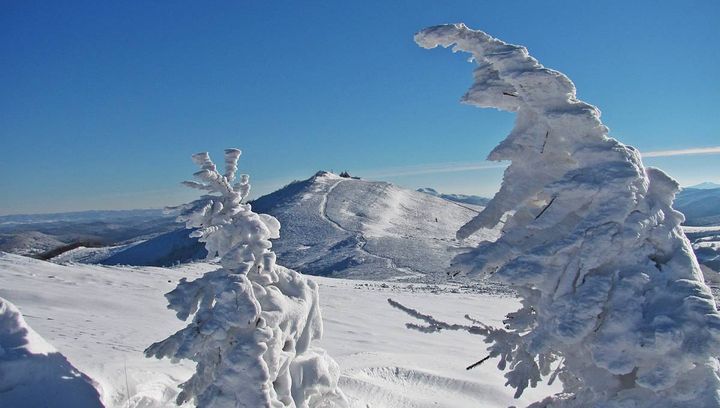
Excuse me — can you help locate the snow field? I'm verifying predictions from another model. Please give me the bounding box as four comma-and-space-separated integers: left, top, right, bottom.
0, 253, 558, 407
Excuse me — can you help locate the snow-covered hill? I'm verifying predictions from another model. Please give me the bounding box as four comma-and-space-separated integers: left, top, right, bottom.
99, 229, 207, 267
0, 231, 66, 257
0, 253, 557, 407
99, 172, 498, 281
251, 172, 497, 280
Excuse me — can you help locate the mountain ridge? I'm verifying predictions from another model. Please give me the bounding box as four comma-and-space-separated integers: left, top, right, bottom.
93, 172, 497, 280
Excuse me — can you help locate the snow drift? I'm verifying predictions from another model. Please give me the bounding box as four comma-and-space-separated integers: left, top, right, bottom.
0, 296, 103, 407
416, 24, 720, 407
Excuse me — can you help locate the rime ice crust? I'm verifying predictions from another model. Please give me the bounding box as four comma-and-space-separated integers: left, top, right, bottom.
417, 24, 720, 407
145, 150, 347, 408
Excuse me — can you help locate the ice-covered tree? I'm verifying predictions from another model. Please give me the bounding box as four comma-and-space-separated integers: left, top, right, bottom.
146, 149, 347, 408
394, 24, 720, 407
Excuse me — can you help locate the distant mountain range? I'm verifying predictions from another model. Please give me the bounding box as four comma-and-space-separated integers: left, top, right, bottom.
686, 182, 720, 190
0, 209, 178, 258
675, 186, 720, 226
0, 208, 169, 225
416, 188, 490, 206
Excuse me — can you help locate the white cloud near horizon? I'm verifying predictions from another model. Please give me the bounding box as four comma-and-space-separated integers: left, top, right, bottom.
358, 146, 720, 179
360, 162, 509, 178
642, 146, 720, 158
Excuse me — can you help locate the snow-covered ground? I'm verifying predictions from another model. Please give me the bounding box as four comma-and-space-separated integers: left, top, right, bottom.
0, 253, 557, 407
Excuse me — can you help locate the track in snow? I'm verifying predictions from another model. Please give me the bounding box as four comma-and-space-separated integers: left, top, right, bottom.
318, 178, 424, 280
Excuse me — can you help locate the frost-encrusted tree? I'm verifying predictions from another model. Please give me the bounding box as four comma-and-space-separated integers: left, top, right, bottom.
145, 149, 347, 408
398, 24, 720, 407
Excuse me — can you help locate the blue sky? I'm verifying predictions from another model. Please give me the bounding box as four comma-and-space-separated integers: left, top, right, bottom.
1, 1, 718, 215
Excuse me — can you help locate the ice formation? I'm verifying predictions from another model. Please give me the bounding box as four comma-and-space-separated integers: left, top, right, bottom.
416, 24, 720, 407
145, 149, 347, 407
0, 296, 103, 407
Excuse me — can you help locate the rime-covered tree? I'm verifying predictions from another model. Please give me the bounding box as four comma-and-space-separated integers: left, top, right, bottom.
396, 24, 720, 407
146, 149, 347, 408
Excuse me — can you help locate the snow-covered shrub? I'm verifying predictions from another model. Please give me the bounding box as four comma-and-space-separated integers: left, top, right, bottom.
146, 149, 346, 408
409, 24, 720, 407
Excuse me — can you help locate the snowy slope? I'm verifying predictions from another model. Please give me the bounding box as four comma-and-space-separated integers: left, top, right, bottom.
99, 229, 207, 267
0, 231, 66, 257
51, 243, 135, 264
0, 253, 558, 407
251, 172, 497, 280
99, 172, 498, 281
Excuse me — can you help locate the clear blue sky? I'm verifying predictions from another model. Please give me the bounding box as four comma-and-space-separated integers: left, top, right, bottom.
1, 1, 718, 215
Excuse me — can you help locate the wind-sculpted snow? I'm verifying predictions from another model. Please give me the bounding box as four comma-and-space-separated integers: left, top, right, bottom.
417, 24, 720, 407
145, 150, 346, 407
0, 296, 103, 407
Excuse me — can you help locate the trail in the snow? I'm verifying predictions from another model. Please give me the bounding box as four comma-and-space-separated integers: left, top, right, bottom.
319, 178, 424, 280
318, 178, 349, 233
